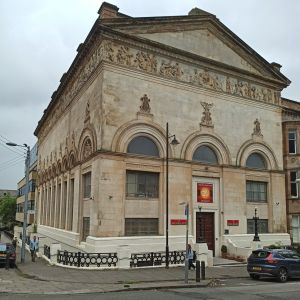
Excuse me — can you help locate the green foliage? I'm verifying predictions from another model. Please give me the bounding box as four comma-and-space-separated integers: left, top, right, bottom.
0, 194, 17, 229
221, 245, 227, 253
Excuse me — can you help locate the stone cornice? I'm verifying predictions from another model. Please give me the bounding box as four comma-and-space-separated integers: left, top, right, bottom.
35, 24, 287, 141
101, 15, 290, 85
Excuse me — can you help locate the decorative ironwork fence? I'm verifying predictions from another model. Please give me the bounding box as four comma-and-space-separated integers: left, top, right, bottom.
130, 250, 186, 267
44, 244, 50, 259
57, 250, 118, 268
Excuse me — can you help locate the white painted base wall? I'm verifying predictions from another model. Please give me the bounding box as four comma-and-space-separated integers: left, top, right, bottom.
223, 233, 291, 260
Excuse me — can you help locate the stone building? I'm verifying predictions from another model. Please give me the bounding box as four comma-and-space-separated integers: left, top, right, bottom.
282, 98, 300, 244
35, 3, 291, 259
15, 143, 38, 238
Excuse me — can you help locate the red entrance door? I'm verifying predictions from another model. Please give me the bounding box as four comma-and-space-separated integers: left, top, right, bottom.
196, 212, 215, 255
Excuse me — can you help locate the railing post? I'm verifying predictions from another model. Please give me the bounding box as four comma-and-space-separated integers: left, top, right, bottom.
77, 251, 81, 268
151, 252, 154, 266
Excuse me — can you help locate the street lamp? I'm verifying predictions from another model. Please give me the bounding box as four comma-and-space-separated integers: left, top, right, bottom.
6, 142, 30, 263
253, 206, 260, 242
165, 122, 179, 268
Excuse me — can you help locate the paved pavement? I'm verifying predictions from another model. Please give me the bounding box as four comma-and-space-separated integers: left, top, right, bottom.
0, 233, 248, 295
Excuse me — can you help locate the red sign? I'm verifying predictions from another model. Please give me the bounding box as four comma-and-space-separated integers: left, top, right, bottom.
197, 183, 213, 203
227, 220, 239, 226
171, 219, 187, 225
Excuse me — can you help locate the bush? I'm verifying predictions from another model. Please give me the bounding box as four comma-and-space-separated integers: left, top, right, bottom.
221, 245, 227, 253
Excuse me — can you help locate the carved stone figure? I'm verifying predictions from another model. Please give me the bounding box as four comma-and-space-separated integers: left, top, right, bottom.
103, 42, 114, 62
134, 51, 157, 73
200, 70, 222, 91
200, 102, 214, 127
190, 69, 202, 86
274, 91, 281, 105
159, 61, 183, 79
116, 46, 133, 66
253, 119, 262, 136
83, 138, 92, 160
139, 94, 151, 113
226, 77, 234, 94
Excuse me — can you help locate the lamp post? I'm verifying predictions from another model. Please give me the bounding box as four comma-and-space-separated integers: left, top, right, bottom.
253, 206, 260, 242
165, 122, 179, 268
6, 142, 30, 263
180, 202, 189, 283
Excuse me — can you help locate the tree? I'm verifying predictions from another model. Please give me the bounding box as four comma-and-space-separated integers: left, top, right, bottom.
0, 194, 17, 230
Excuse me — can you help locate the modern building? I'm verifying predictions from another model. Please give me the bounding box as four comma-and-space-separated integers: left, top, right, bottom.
35, 3, 291, 259
15, 143, 38, 236
282, 98, 300, 244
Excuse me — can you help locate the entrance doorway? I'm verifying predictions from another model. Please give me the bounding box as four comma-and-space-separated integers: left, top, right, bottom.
196, 212, 215, 255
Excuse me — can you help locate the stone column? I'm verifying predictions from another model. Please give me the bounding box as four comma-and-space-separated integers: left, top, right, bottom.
72, 169, 80, 234
60, 176, 67, 229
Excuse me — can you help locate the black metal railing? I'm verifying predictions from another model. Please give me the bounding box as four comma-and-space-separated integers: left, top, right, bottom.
130, 250, 185, 268
44, 245, 50, 259
57, 250, 118, 268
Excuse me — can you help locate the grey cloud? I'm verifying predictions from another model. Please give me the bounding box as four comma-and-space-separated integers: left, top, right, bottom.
0, 0, 299, 188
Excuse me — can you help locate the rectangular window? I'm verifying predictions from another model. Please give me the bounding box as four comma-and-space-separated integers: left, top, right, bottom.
247, 219, 268, 234
289, 130, 297, 154
125, 218, 159, 236
292, 216, 300, 243
83, 172, 91, 198
246, 181, 267, 203
290, 171, 299, 198
126, 171, 159, 198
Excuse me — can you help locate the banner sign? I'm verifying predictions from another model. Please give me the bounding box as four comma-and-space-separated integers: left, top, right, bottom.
227, 220, 239, 226
171, 219, 187, 225
197, 183, 213, 203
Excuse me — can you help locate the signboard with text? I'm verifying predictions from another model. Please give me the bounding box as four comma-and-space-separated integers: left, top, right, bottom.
227, 220, 239, 226
171, 219, 187, 225
197, 183, 213, 203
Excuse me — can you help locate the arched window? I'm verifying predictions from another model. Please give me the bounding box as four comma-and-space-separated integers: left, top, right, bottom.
127, 136, 159, 157
246, 153, 266, 169
192, 145, 218, 164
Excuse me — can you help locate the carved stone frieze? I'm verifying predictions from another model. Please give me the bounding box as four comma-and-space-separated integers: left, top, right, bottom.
159, 61, 183, 79
38, 38, 282, 142
134, 51, 157, 73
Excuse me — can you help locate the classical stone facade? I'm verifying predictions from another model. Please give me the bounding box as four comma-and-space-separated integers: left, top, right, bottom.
282, 98, 300, 244
35, 3, 291, 259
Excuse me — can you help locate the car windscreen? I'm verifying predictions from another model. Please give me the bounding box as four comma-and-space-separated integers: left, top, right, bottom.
251, 251, 270, 258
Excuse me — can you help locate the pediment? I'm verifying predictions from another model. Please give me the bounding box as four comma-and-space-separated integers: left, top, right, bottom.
138, 29, 263, 76
106, 15, 289, 86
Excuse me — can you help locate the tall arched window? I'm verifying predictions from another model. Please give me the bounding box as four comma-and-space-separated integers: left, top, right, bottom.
127, 136, 159, 157
192, 145, 218, 164
246, 153, 266, 169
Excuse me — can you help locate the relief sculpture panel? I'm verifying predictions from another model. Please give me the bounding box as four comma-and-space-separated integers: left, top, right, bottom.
38, 38, 281, 141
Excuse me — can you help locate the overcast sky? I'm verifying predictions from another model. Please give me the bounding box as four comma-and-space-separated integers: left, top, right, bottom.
0, 0, 299, 189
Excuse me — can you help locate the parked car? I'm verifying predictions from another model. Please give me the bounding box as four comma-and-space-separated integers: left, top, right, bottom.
247, 249, 300, 282
0, 243, 16, 268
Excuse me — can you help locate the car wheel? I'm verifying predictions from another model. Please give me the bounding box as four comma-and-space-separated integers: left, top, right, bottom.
250, 274, 260, 280
278, 268, 288, 283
